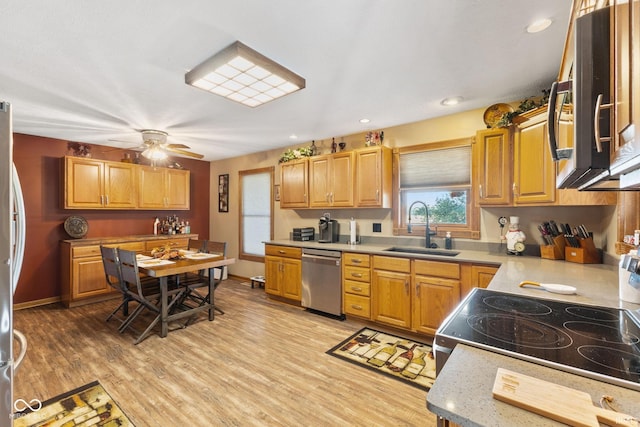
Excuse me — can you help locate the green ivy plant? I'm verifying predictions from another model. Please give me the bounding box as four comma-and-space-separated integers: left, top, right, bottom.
497, 89, 551, 128
278, 146, 314, 163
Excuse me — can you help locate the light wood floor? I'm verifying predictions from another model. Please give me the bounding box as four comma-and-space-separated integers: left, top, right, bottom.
13, 280, 437, 426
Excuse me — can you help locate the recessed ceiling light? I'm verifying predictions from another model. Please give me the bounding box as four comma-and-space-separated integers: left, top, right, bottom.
359, 118, 370, 124
526, 18, 552, 33
289, 134, 298, 139
441, 96, 463, 106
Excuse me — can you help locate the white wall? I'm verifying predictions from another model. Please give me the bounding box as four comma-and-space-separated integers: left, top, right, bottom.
210, 107, 619, 279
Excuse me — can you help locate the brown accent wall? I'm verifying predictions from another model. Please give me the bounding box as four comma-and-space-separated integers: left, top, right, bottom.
13, 133, 210, 305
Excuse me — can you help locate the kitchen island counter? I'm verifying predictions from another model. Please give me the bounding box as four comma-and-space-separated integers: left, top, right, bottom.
427, 344, 639, 427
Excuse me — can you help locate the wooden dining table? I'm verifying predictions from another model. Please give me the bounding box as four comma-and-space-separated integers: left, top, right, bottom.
137, 253, 236, 338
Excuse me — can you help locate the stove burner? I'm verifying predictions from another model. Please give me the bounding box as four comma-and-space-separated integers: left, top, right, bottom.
578, 345, 640, 376
482, 295, 552, 316
564, 321, 640, 345
565, 306, 619, 322
467, 313, 572, 349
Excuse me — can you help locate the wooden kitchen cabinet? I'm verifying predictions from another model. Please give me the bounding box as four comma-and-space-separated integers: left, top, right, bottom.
64, 156, 137, 209
461, 263, 499, 299
279, 158, 308, 208
264, 244, 302, 301
138, 166, 190, 210
355, 146, 392, 208
372, 256, 412, 329
60, 234, 197, 307
342, 252, 371, 319
476, 128, 512, 206
412, 259, 460, 335
308, 151, 354, 207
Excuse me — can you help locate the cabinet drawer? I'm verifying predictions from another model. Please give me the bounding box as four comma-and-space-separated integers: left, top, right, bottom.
265, 245, 302, 259
72, 245, 101, 258
146, 238, 189, 251
344, 293, 371, 318
344, 265, 370, 283
344, 280, 370, 296
372, 255, 411, 273
414, 259, 460, 279
343, 252, 370, 267
112, 242, 145, 252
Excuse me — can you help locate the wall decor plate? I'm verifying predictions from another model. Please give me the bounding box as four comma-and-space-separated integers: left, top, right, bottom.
64, 215, 88, 238
483, 103, 514, 128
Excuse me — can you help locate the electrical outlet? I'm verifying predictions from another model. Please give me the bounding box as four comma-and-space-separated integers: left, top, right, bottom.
373, 223, 382, 232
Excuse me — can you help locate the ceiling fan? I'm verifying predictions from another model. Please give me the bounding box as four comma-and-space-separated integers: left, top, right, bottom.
136, 129, 204, 160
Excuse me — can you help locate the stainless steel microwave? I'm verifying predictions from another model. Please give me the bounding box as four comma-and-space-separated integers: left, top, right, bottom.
547, 6, 617, 190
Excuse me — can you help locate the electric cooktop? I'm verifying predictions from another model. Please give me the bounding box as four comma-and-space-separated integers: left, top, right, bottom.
434, 288, 640, 391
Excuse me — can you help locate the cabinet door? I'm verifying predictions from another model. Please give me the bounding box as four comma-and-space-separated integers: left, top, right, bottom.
281, 258, 302, 301
330, 152, 355, 206
72, 256, 111, 299
165, 169, 190, 210
65, 157, 104, 208
104, 162, 137, 208
138, 166, 166, 208
280, 159, 308, 208
463, 265, 499, 299
308, 156, 331, 207
356, 147, 390, 207
413, 276, 460, 335
264, 256, 282, 296
514, 119, 556, 204
476, 128, 511, 205
372, 269, 411, 329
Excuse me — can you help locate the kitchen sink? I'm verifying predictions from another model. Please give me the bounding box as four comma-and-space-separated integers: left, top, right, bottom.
383, 247, 460, 257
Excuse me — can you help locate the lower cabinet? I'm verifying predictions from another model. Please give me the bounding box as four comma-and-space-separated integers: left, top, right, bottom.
264, 245, 302, 301
371, 256, 412, 329
342, 252, 372, 319
61, 234, 197, 307
413, 259, 461, 335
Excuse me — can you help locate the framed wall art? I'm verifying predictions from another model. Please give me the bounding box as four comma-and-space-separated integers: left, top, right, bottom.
218, 174, 229, 212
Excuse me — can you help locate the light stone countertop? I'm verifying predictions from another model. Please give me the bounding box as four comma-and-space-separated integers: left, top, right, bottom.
426, 345, 639, 427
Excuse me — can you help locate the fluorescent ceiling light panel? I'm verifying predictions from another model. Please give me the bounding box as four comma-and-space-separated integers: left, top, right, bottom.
185, 41, 306, 107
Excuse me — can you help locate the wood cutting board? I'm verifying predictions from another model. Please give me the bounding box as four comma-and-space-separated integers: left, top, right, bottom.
492, 368, 637, 427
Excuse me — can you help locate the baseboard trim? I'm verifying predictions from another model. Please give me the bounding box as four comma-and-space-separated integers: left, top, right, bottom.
14, 296, 62, 311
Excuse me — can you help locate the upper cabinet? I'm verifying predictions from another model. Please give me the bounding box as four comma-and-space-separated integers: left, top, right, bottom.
475, 108, 617, 207
476, 128, 512, 206
356, 146, 392, 208
280, 158, 309, 208
63, 156, 190, 210
138, 166, 190, 210
279, 146, 392, 209
308, 151, 354, 207
64, 157, 137, 209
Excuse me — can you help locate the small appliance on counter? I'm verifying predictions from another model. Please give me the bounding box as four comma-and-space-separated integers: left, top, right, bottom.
292, 227, 315, 241
318, 213, 338, 243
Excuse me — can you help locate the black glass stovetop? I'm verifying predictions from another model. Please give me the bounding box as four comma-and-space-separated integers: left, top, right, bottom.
435, 288, 640, 391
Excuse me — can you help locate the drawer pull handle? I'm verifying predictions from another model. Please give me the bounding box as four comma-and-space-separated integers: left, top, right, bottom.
278, 250, 286, 254
352, 259, 362, 264
351, 272, 363, 278
351, 304, 362, 310
350, 286, 363, 292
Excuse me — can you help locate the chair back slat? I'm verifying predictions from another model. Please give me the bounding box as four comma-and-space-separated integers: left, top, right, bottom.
188, 238, 206, 252
100, 246, 122, 291
118, 249, 145, 298
205, 241, 227, 256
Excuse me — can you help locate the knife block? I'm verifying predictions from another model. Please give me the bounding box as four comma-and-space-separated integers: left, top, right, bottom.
565, 237, 601, 264
540, 235, 565, 260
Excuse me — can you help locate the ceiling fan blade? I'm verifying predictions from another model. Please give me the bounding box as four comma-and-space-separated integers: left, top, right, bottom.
165, 147, 204, 159
166, 143, 191, 150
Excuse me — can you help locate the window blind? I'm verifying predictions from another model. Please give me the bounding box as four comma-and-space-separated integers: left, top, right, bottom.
399, 145, 471, 189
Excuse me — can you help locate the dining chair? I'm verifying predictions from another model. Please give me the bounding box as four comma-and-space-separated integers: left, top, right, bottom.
100, 245, 130, 326
180, 240, 227, 324
117, 248, 185, 344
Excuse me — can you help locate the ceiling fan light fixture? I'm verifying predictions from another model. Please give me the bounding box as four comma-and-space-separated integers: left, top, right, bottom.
142, 145, 168, 160
185, 41, 306, 108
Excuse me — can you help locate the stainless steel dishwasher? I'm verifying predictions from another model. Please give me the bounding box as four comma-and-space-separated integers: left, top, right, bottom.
301, 248, 343, 318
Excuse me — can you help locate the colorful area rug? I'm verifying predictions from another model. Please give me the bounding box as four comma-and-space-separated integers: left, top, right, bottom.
14, 381, 134, 426
327, 327, 436, 391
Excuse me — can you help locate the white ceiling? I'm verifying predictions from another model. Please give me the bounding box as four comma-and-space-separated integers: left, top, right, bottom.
2, 0, 571, 161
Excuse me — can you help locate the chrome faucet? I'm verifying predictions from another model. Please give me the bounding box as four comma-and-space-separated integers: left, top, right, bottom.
407, 200, 434, 248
